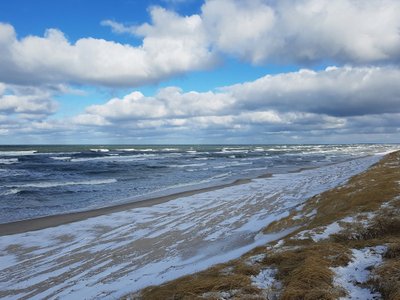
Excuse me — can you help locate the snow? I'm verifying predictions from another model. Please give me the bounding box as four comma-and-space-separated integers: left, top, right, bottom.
292, 208, 317, 220
251, 268, 282, 299
273, 239, 285, 249
246, 253, 266, 265
294, 212, 376, 242
0, 155, 381, 299
251, 268, 281, 290
312, 222, 343, 241
295, 222, 343, 241
331, 246, 386, 300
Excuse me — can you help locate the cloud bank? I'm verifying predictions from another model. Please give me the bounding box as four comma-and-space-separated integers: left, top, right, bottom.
0, 0, 399, 143
68, 66, 400, 142
2, 65, 399, 143
1, 0, 400, 88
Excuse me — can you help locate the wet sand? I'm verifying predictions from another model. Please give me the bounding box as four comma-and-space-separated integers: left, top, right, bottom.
0, 178, 251, 236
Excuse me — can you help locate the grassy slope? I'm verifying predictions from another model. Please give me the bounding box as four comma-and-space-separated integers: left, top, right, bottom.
124, 151, 400, 300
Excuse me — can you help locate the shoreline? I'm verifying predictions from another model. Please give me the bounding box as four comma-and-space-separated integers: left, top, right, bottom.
0, 154, 384, 236
0, 178, 252, 236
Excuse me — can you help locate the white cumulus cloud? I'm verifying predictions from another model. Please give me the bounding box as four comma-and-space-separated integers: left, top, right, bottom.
0, 7, 216, 87
85, 86, 235, 120
201, 0, 400, 64
68, 65, 400, 143
0, 84, 58, 116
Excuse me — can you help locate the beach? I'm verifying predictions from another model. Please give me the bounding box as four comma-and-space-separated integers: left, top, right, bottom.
0, 152, 386, 299
0, 179, 251, 236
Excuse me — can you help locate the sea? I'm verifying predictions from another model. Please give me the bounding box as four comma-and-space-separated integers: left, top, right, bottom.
0, 144, 398, 224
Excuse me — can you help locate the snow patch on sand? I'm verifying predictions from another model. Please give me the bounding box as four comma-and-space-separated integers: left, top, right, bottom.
332, 246, 386, 300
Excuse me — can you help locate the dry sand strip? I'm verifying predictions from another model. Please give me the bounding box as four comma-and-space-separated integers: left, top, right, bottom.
132, 150, 400, 300
0, 154, 385, 299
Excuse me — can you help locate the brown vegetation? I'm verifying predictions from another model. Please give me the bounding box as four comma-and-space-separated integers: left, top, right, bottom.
372, 260, 400, 300
129, 262, 260, 300
263, 242, 350, 300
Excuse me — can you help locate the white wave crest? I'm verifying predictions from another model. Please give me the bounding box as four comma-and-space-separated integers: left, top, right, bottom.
90, 149, 109, 153
0, 150, 37, 156
11, 179, 117, 189
0, 158, 18, 164
71, 154, 154, 162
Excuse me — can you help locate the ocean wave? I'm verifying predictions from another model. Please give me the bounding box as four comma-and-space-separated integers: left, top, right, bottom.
115, 148, 137, 152
71, 154, 155, 162
210, 172, 232, 179
213, 162, 252, 169
161, 148, 180, 151
0, 150, 37, 156
9, 178, 117, 189
220, 148, 249, 154
168, 163, 207, 168
90, 149, 109, 153
117, 148, 155, 152
226, 150, 249, 154
0, 158, 18, 164
50, 156, 72, 161
0, 188, 20, 195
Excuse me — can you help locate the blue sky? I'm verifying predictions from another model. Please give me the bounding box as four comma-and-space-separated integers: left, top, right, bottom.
0, 0, 399, 144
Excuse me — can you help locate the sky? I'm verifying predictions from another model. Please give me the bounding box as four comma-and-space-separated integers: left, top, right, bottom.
0, 0, 399, 144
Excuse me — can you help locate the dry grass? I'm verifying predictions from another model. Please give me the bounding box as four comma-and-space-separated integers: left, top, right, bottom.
371, 259, 400, 300
265, 151, 400, 237
384, 241, 400, 259
263, 242, 350, 299
330, 215, 400, 244
280, 257, 336, 300
310, 152, 400, 226
133, 262, 261, 300
122, 151, 400, 300
361, 239, 400, 300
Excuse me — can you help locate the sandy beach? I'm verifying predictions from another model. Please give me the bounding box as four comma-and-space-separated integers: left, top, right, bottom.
0, 179, 251, 236
0, 155, 382, 299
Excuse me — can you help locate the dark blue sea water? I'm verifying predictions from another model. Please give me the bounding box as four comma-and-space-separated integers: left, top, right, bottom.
0, 144, 397, 223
